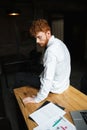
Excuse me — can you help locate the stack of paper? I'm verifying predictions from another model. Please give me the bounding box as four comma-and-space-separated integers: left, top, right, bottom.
29, 102, 76, 130
33, 116, 76, 130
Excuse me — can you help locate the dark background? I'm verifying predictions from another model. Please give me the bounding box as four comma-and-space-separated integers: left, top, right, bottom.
0, 0, 87, 61
0, 1, 87, 130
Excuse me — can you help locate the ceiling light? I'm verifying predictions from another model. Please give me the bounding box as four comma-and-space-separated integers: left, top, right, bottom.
7, 8, 20, 16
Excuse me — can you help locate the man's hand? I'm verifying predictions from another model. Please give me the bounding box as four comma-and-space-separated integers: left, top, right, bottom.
23, 96, 36, 104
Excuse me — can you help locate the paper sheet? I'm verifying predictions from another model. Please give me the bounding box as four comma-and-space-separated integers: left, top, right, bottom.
33, 116, 76, 130
29, 102, 66, 125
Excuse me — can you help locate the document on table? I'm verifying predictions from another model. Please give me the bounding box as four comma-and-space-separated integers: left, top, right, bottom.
29, 102, 66, 125
33, 116, 76, 130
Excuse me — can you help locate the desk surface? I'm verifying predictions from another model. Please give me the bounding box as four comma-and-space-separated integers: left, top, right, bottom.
14, 86, 87, 130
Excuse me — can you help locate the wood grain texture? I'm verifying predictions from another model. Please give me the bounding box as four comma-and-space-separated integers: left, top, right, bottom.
14, 86, 87, 130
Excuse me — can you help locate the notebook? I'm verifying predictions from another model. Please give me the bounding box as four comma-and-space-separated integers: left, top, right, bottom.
33, 116, 76, 130
29, 102, 66, 125
70, 110, 87, 130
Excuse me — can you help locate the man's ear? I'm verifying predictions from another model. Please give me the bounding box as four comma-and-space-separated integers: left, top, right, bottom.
46, 30, 51, 37
46, 30, 51, 39
47, 30, 50, 35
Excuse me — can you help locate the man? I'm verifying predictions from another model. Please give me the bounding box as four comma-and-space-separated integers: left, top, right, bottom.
16, 19, 71, 103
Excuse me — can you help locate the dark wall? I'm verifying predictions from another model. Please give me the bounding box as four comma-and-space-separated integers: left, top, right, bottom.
64, 12, 87, 61
0, 1, 87, 62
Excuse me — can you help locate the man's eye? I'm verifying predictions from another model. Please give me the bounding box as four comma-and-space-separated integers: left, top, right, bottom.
38, 36, 42, 39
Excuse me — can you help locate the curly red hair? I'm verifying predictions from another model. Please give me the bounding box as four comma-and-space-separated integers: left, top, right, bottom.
29, 19, 51, 37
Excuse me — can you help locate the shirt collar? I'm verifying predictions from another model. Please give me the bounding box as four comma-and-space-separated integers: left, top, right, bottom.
47, 35, 55, 48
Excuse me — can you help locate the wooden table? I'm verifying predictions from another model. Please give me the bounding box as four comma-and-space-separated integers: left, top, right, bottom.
14, 85, 87, 130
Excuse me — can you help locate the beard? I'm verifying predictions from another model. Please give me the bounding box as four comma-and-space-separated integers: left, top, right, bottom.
41, 38, 48, 47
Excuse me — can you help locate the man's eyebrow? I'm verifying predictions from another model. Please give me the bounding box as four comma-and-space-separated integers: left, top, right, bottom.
36, 36, 42, 38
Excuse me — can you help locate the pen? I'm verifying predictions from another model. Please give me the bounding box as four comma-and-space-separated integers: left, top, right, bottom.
52, 117, 63, 127
19, 96, 25, 107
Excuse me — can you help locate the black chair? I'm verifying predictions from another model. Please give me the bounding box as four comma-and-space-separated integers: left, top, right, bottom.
0, 117, 12, 130
0, 64, 12, 130
80, 73, 87, 95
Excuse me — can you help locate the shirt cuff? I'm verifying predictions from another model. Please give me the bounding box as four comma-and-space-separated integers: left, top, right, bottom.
34, 97, 42, 103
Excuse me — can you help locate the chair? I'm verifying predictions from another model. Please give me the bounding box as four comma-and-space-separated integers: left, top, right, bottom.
0, 66, 12, 130
0, 117, 12, 130
80, 73, 87, 95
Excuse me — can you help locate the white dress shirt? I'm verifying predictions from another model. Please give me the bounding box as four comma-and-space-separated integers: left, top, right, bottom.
34, 35, 71, 103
